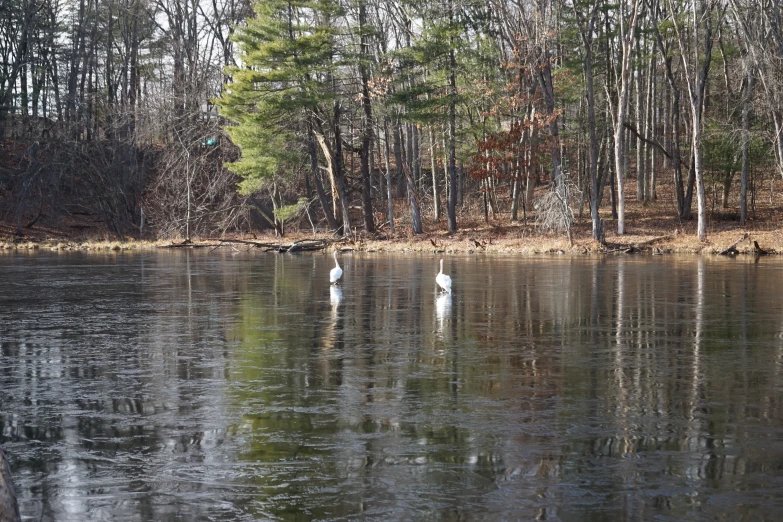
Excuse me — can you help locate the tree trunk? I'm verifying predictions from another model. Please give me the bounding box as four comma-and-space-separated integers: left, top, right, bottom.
413, 123, 421, 189
536, 44, 562, 188
313, 128, 340, 222
574, 4, 602, 240
429, 126, 441, 221
740, 66, 753, 225
358, 2, 375, 233
382, 118, 395, 234
394, 120, 405, 198
401, 127, 423, 234
511, 175, 521, 222
645, 54, 656, 201
334, 100, 351, 235
635, 41, 645, 202
447, 0, 458, 233
772, 111, 783, 181
308, 123, 339, 233
673, 0, 716, 240
613, 0, 641, 235
652, 10, 687, 218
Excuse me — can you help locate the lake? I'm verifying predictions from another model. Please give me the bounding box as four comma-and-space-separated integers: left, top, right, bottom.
1, 250, 782, 521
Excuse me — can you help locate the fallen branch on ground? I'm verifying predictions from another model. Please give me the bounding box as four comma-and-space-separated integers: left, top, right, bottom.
753, 240, 768, 255
216, 237, 346, 253
164, 239, 220, 248
634, 235, 673, 249
719, 233, 750, 255
603, 235, 673, 254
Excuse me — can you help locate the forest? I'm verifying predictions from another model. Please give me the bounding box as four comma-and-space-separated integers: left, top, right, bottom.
1, 0, 781, 245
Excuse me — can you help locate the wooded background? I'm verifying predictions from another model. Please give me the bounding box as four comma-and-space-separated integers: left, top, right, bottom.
1, 0, 781, 242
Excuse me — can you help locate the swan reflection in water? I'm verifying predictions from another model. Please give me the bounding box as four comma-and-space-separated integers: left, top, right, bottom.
330, 285, 343, 308
435, 292, 452, 333
321, 285, 344, 351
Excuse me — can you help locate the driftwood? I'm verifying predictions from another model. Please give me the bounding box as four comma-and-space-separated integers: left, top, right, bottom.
286, 239, 337, 252
0, 446, 21, 522
218, 238, 281, 250
634, 234, 672, 249
217, 237, 344, 253
719, 233, 750, 255
753, 240, 768, 255
603, 234, 672, 254
164, 239, 220, 248
604, 246, 637, 254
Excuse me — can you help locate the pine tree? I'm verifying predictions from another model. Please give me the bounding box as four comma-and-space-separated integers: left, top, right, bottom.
216, 0, 343, 232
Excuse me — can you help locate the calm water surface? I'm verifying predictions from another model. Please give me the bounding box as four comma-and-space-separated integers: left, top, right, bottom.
1, 251, 783, 521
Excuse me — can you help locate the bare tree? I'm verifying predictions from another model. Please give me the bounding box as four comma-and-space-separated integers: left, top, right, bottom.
572, 1, 604, 241
613, 0, 642, 235
535, 174, 581, 247
669, 0, 722, 241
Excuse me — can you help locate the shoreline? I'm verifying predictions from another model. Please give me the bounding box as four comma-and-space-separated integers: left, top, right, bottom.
1, 226, 780, 256
3, 177, 781, 257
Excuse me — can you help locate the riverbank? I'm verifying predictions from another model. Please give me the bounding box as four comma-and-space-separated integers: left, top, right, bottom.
2, 218, 780, 255
2, 179, 782, 255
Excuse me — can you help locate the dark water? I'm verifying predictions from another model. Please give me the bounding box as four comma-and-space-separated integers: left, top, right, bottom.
1, 251, 783, 521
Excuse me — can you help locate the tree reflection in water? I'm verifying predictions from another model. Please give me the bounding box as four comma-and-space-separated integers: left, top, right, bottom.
1, 252, 782, 520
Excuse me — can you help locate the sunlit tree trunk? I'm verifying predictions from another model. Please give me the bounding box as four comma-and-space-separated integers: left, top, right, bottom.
308, 122, 339, 233
429, 126, 441, 221
670, 0, 717, 241
645, 54, 656, 202
382, 118, 395, 234
613, 0, 642, 235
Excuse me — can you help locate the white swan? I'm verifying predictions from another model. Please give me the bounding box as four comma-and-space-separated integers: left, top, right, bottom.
330, 250, 343, 284
436, 258, 452, 293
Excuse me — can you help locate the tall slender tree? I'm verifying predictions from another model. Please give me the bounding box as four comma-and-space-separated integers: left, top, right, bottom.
669, 0, 720, 241
613, 0, 642, 235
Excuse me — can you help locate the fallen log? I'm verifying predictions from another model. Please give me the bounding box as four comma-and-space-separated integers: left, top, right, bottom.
719, 233, 750, 255
285, 239, 334, 252
162, 236, 352, 253
215, 237, 345, 253
753, 240, 768, 255
634, 234, 672, 249
164, 239, 220, 248
606, 246, 637, 254
603, 234, 672, 255
218, 238, 280, 249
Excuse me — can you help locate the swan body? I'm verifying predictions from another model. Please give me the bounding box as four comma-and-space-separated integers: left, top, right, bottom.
436, 258, 452, 293
330, 250, 343, 284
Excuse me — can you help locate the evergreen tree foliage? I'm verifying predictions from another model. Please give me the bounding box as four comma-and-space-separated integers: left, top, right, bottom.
216, 0, 340, 195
